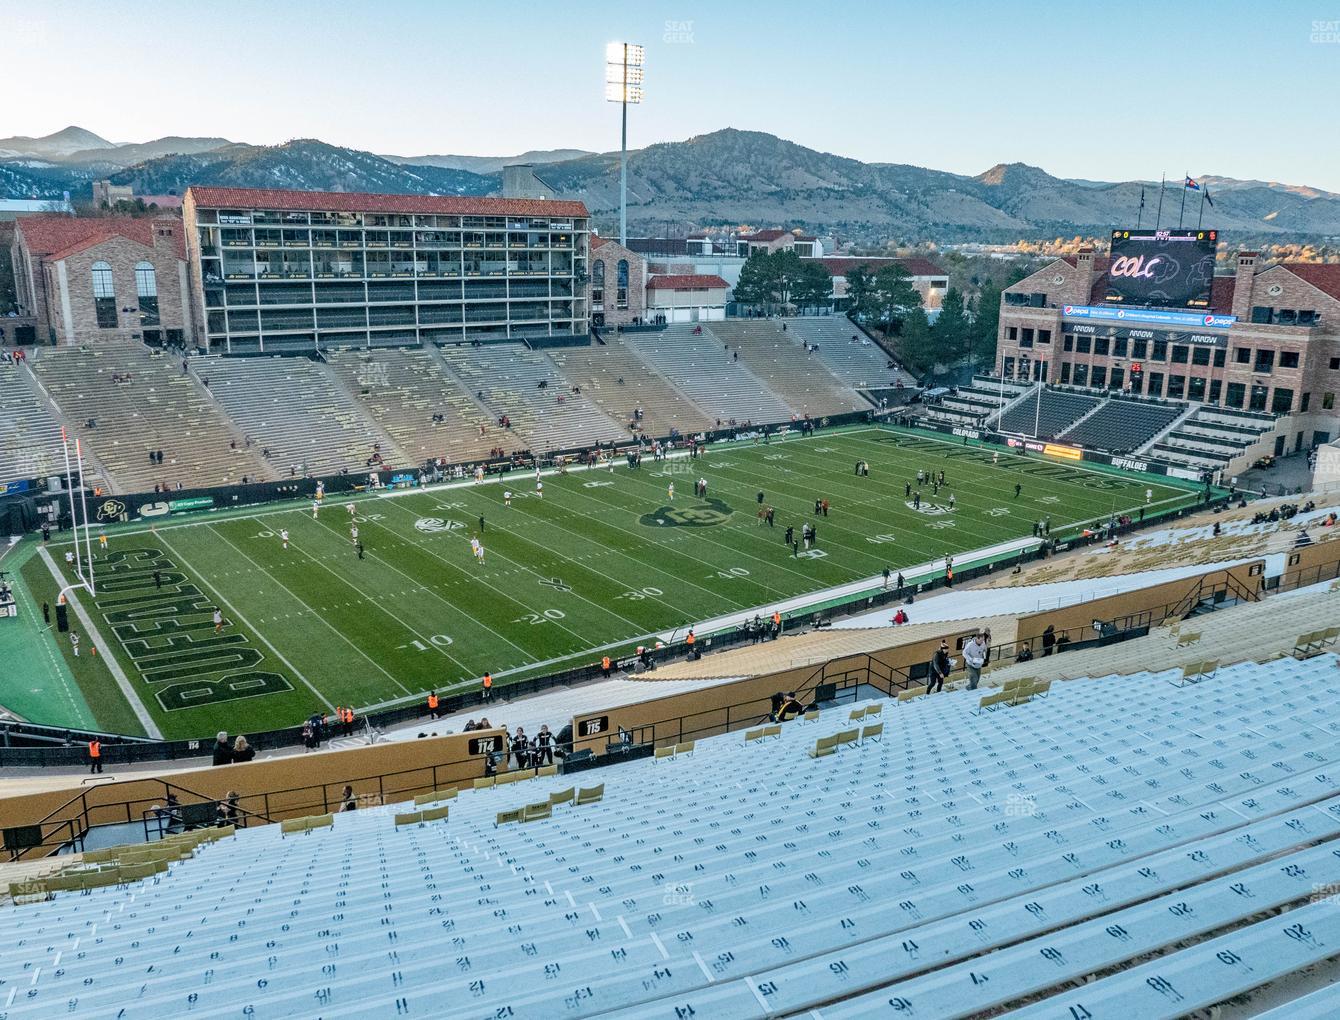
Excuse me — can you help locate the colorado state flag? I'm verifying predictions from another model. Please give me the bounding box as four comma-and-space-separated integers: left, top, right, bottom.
1184, 175, 1201, 191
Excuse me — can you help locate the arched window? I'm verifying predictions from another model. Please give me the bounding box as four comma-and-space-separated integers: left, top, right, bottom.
616, 259, 629, 309
591, 259, 605, 304
91, 261, 117, 328
135, 261, 160, 326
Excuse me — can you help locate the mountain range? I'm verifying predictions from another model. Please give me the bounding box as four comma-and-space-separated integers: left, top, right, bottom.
3, 126, 1339, 244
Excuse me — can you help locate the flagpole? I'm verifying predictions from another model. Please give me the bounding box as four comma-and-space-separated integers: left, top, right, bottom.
1197, 187, 1207, 230
1137, 185, 1145, 229
1154, 172, 1166, 229
1178, 175, 1188, 229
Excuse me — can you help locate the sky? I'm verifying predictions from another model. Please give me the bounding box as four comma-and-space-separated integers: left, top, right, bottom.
4, 0, 1339, 189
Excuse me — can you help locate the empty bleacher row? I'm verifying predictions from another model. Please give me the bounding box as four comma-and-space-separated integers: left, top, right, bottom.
997, 386, 1103, 436
0, 362, 68, 486
196, 355, 405, 477
710, 320, 871, 416
623, 324, 796, 424
31, 342, 270, 491
3, 650, 1340, 1017
784, 316, 900, 390
548, 340, 715, 437
1152, 404, 1278, 473
1058, 395, 1186, 452
324, 347, 501, 464
438, 343, 630, 452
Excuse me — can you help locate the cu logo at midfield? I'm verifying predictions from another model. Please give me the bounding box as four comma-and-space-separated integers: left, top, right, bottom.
415, 517, 462, 533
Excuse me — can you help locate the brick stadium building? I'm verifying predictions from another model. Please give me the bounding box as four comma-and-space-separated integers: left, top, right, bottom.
9, 216, 193, 346
997, 249, 1340, 450
181, 187, 590, 353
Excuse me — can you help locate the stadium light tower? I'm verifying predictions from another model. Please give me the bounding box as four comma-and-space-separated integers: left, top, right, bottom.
605, 42, 644, 247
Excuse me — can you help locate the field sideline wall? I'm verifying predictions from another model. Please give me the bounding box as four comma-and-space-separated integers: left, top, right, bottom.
570, 561, 1265, 754
1011, 562, 1264, 648
0, 729, 502, 838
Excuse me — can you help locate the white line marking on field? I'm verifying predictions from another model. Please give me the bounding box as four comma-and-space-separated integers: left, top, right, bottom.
156, 529, 337, 712
36, 546, 162, 739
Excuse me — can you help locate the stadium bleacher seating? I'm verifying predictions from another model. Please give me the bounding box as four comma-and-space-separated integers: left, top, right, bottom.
4, 648, 1339, 1017
30, 342, 269, 492
0, 362, 69, 486
1152, 404, 1277, 474
1059, 395, 1185, 452
439, 343, 629, 451
198, 354, 403, 477
709, 320, 870, 416
325, 347, 501, 464
548, 341, 715, 436
783, 316, 899, 390
997, 386, 1103, 437
623, 324, 795, 424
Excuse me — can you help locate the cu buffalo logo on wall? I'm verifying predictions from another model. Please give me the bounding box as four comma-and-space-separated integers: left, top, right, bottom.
95, 499, 127, 522
640, 497, 733, 528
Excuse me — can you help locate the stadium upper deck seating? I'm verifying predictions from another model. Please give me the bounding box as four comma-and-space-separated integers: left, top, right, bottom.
783, 316, 899, 390
0, 362, 68, 486
548, 341, 715, 436
439, 343, 629, 451
997, 387, 1103, 436
624, 324, 795, 424
198, 355, 402, 477
709, 320, 869, 416
325, 347, 501, 463
1059, 396, 1185, 452
4, 650, 1339, 1017
31, 342, 268, 492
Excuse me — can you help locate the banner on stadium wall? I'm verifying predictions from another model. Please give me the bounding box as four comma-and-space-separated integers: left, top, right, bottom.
911, 420, 1176, 477
168, 496, 215, 514
1062, 304, 1236, 330
0, 480, 31, 497
1043, 443, 1083, 461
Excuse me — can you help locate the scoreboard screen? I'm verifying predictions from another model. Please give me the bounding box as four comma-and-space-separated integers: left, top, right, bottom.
1105, 229, 1217, 309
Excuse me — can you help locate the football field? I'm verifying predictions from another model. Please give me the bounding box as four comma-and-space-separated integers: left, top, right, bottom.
16, 426, 1203, 739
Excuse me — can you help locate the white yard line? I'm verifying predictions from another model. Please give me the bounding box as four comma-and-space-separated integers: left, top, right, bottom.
201, 525, 416, 698
156, 528, 338, 712
35, 546, 163, 739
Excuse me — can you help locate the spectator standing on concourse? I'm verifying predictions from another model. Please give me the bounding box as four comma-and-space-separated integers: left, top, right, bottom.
926, 640, 952, 695
212, 732, 232, 766
963, 632, 988, 690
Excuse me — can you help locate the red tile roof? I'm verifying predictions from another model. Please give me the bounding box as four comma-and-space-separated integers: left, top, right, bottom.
646, 274, 729, 291
16, 216, 186, 261
186, 186, 588, 218
1280, 263, 1340, 301
741, 229, 787, 242
813, 256, 947, 279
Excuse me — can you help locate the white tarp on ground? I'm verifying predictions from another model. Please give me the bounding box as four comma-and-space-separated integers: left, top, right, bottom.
831, 554, 1287, 630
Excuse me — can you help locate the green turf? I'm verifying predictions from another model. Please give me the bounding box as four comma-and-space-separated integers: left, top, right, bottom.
12, 426, 1203, 739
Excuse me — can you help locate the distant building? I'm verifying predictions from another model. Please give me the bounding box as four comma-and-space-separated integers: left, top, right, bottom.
92, 180, 134, 207
10, 215, 192, 346
501, 165, 557, 201
92, 180, 182, 210
182, 186, 590, 352
588, 235, 646, 328
646, 274, 729, 323
810, 256, 949, 313
0, 197, 74, 221
736, 229, 823, 259
996, 248, 1340, 448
